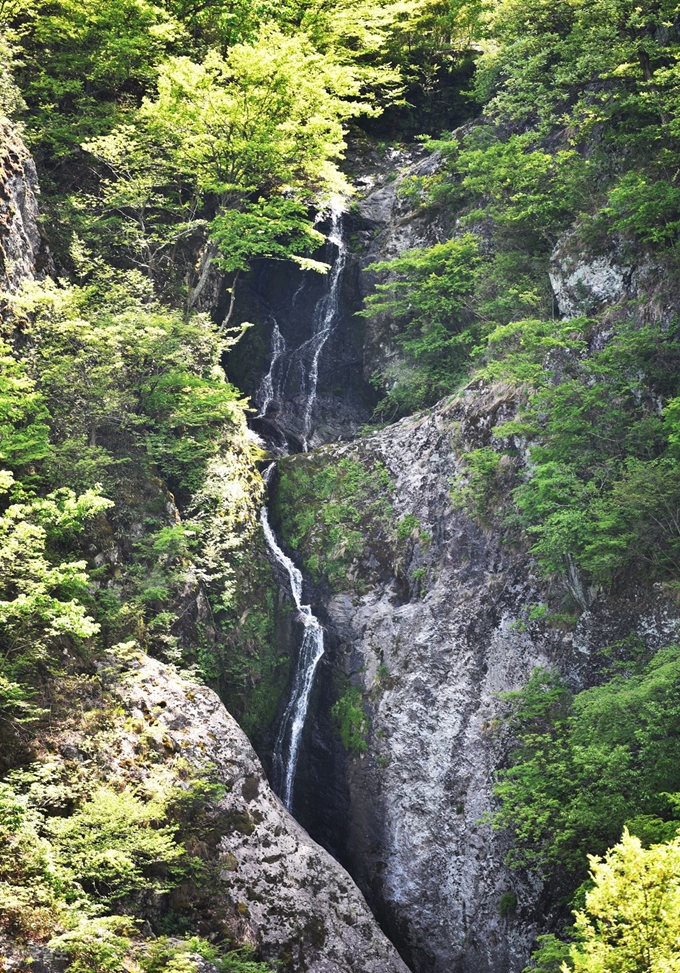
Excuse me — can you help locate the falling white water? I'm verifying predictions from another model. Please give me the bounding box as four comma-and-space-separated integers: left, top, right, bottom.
261, 465, 325, 810
300, 200, 348, 451
255, 319, 286, 419
255, 203, 347, 809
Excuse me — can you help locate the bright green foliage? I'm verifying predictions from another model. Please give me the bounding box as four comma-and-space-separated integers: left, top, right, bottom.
451, 446, 504, 523
0, 760, 263, 965
567, 829, 680, 973
7, 277, 246, 502
525, 934, 573, 973
0, 274, 263, 681
0, 778, 66, 936
0, 32, 24, 116
606, 172, 680, 247
210, 198, 326, 274
4, 0, 186, 154
487, 320, 680, 583
4, 0, 424, 156
3, 0, 435, 290
472, 0, 680, 247
331, 685, 369, 755
475, 0, 680, 136
139, 937, 275, 973
77, 25, 371, 289
140, 31, 364, 199
0, 472, 110, 723
364, 234, 481, 416
49, 785, 190, 904
494, 648, 680, 879
49, 917, 135, 973
273, 453, 396, 591
453, 134, 593, 246
0, 340, 50, 471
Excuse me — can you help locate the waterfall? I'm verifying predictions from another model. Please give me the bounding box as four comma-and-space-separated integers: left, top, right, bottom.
252, 199, 348, 450
256, 200, 347, 811
260, 465, 325, 810
255, 318, 286, 419
299, 201, 347, 451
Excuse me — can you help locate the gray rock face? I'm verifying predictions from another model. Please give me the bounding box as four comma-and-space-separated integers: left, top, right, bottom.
291, 393, 680, 973
1, 652, 409, 973
548, 230, 669, 320
0, 120, 53, 291
118, 655, 410, 973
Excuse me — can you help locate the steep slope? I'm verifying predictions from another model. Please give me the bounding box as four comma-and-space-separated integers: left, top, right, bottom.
271, 389, 680, 973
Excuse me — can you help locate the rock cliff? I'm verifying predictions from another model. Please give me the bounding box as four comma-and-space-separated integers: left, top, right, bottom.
0, 120, 52, 291
118, 655, 411, 973
273, 388, 680, 973
256, 144, 680, 972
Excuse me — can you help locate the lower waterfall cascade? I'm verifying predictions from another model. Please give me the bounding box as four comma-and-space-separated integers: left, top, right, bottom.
260, 465, 325, 810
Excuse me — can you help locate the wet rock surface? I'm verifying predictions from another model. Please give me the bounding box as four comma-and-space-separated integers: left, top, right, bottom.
228, 210, 372, 451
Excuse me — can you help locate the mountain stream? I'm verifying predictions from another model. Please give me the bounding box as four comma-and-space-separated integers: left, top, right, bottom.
258, 200, 347, 811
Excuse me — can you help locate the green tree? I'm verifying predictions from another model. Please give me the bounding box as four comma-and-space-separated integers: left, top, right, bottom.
363, 233, 482, 416
568, 830, 680, 973
494, 648, 680, 880
4, 0, 185, 155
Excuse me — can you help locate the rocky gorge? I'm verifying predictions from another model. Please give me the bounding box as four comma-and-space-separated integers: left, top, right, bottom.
227, 143, 680, 972
3, 4, 680, 970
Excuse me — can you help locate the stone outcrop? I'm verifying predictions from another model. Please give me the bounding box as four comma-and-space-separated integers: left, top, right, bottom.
1, 651, 410, 973
280, 389, 680, 973
0, 120, 52, 291
351, 144, 448, 390
118, 655, 410, 973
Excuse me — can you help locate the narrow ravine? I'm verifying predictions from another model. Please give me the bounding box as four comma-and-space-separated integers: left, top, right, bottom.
261, 464, 325, 810
256, 200, 348, 811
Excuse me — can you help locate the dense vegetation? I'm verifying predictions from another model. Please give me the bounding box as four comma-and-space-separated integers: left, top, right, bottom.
3, 0, 680, 968
0, 0, 490, 964
366, 0, 680, 592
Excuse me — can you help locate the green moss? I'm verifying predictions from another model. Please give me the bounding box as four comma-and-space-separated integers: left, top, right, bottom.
201, 534, 290, 747
272, 449, 422, 593
331, 686, 368, 755
499, 891, 517, 918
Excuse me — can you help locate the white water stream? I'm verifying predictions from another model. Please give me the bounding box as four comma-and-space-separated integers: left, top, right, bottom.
299, 202, 347, 451
261, 465, 325, 810
255, 319, 286, 419
258, 201, 347, 811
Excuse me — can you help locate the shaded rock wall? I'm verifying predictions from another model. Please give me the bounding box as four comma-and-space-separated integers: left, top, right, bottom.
227, 216, 372, 450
